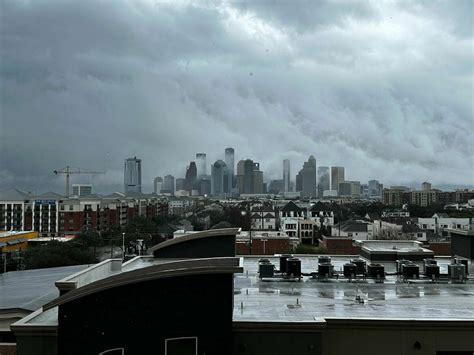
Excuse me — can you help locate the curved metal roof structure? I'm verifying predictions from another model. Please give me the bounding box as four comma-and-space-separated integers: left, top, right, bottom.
43, 257, 242, 311
148, 227, 241, 253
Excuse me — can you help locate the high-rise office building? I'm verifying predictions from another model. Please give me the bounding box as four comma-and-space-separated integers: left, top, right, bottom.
211, 160, 227, 196
331, 166, 345, 195
300, 155, 317, 198
153, 177, 163, 194
368, 179, 383, 197
253, 162, 263, 194
162, 175, 175, 194
200, 175, 211, 196
283, 159, 290, 193
236, 160, 245, 193
185, 162, 198, 193
124, 157, 142, 194
296, 171, 302, 192
176, 178, 185, 192
243, 159, 255, 194
339, 181, 361, 197
268, 180, 284, 194
317, 167, 330, 198
225, 148, 235, 192
72, 184, 93, 196
235, 159, 261, 194
195, 153, 207, 178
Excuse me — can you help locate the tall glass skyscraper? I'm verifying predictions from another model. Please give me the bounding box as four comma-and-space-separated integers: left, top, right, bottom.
331, 166, 345, 195
317, 167, 330, 197
283, 159, 290, 193
224, 148, 235, 193
301, 155, 317, 198
195, 153, 207, 178
124, 157, 142, 194
211, 160, 227, 196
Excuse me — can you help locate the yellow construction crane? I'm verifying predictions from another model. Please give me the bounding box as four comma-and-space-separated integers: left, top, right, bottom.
53, 166, 105, 196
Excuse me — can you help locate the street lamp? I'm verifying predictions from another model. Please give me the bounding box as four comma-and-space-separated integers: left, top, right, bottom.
241, 207, 252, 255
122, 232, 125, 260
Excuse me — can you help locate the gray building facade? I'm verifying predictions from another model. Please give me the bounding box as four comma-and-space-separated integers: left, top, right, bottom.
211, 160, 227, 196
124, 157, 142, 194
300, 155, 317, 198
331, 166, 345, 195
225, 148, 235, 193
283, 159, 291, 193
317, 166, 330, 198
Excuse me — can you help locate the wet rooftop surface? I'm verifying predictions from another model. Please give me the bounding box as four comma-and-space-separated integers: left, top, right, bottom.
233, 256, 474, 321
0, 264, 89, 311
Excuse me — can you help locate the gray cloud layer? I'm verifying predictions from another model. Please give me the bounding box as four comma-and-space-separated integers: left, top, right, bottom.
1, 0, 473, 193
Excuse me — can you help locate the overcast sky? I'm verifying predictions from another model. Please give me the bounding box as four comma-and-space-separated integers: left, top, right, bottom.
1, 0, 473, 194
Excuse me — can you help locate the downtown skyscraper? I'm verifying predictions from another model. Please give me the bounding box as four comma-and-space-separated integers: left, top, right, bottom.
331, 166, 345, 195
300, 156, 317, 198
211, 160, 227, 196
224, 148, 235, 193
124, 157, 142, 194
317, 166, 330, 197
283, 159, 290, 193
195, 153, 207, 178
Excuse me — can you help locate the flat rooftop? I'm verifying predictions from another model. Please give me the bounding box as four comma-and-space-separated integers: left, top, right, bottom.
358, 240, 429, 252
233, 256, 474, 322
0, 264, 88, 312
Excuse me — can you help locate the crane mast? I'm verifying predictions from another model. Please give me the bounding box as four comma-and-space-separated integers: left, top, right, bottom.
53, 166, 104, 196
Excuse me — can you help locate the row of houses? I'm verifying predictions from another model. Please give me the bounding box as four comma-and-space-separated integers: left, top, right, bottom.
330, 213, 471, 242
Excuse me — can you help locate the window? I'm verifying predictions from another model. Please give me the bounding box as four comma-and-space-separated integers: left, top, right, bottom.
165, 337, 197, 355
69, 205, 73, 211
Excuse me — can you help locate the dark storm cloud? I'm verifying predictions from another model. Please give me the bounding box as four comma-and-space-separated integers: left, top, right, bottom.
0, 0, 472, 193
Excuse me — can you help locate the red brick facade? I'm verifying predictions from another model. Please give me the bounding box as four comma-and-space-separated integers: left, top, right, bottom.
320, 236, 360, 255
426, 242, 451, 256
236, 238, 291, 255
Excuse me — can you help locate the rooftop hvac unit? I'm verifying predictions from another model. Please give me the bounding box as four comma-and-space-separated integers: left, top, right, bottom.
343, 263, 356, 278
259, 261, 275, 279
424, 264, 440, 279
318, 263, 334, 278
402, 264, 419, 279
350, 258, 367, 275
396, 259, 412, 274
423, 259, 437, 273
448, 263, 466, 281
318, 256, 331, 264
367, 263, 385, 279
453, 258, 469, 275
279, 254, 292, 273
286, 258, 301, 277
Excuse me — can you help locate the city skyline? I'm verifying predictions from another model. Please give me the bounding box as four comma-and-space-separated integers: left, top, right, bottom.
1, 147, 473, 195
1, 1, 473, 193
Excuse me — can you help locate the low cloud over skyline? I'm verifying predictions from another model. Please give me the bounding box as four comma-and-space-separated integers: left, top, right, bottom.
1, 0, 473, 193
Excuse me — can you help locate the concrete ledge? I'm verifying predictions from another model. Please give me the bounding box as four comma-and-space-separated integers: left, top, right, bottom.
55, 259, 122, 293
149, 227, 241, 253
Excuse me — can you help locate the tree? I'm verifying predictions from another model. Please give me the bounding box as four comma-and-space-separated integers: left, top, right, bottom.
23, 241, 96, 269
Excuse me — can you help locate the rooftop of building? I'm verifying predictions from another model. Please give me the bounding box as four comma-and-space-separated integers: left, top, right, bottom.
333, 220, 370, 232
233, 255, 474, 322
0, 264, 89, 313
8, 228, 474, 332
356, 240, 430, 253
0, 230, 37, 239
